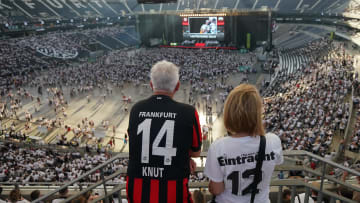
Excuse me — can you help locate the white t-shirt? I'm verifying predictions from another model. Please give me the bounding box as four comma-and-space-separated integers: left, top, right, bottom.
52, 197, 67, 203
204, 133, 283, 203
294, 193, 315, 203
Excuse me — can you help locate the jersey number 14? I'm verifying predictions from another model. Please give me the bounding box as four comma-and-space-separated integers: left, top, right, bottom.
137, 119, 177, 165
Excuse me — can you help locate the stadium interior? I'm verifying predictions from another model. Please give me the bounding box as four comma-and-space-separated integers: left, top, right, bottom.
0, 0, 360, 202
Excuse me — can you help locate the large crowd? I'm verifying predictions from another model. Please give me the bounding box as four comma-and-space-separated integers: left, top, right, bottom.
0, 141, 208, 187
0, 41, 48, 78
0, 142, 126, 184
264, 41, 354, 157
0, 38, 255, 164
0, 25, 359, 202
0, 26, 137, 81
0, 31, 257, 190
345, 0, 360, 14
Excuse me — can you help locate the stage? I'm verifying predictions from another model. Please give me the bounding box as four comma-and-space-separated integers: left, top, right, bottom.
160, 45, 237, 50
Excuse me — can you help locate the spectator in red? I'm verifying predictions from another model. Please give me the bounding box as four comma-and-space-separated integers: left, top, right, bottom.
310, 161, 316, 170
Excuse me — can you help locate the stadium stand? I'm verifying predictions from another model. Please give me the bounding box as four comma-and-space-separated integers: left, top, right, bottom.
215, 0, 237, 10
254, 0, 278, 10
265, 41, 352, 157
0, 0, 359, 202
0, 0, 352, 24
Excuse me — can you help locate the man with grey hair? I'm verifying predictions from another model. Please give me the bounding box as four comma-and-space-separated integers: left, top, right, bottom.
150, 60, 179, 93
127, 60, 202, 203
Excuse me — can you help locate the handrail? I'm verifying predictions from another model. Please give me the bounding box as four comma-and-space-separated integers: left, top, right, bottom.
32, 153, 129, 203
92, 179, 358, 203
61, 170, 124, 203
0, 182, 119, 186
33, 150, 360, 203
336, 86, 355, 162
288, 150, 360, 177
90, 184, 126, 203
0, 137, 121, 157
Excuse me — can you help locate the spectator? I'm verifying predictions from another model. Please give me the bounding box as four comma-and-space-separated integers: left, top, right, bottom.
282, 188, 316, 203
263, 40, 352, 157
71, 191, 92, 203
204, 84, 283, 203
126, 60, 202, 203
278, 171, 284, 179
52, 187, 69, 203
0, 187, 6, 203
8, 188, 29, 203
282, 189, 292, 203
30, 190, 41, 201
192, 190, 205, 203
338, 169, 360, 202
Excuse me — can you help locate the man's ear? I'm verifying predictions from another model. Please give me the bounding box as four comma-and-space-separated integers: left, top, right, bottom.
150, 81, 154, 90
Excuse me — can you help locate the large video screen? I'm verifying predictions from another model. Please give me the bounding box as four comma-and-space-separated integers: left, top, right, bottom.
189, 17, 217, 34
182, 16, 225, 40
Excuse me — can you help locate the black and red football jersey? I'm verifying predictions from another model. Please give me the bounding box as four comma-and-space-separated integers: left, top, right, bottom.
127, 95, 202, 203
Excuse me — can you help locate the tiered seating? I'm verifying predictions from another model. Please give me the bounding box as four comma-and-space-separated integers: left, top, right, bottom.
67, 2, 99, 18
112, 33, 134, 46
297, 0, 318, 11
66, 32, 108, 52
216, 0, 237, 9
264, 41, 352, 156
311, 0, 338, 12
236, 0, 254, 10
143, 4, 161, 11
162, 2, 178, 11
106, 2, 130, 15
95, 35, 126, 49
9, 0, 54, 19
40, 0, 77, 19
277, 33, 306, 48
277, 0, 297, 13
125, 0, 138, 13
349, 112, 360, 152
124, 27, 140, 40
344, 0, 360, 14
276, 39, 328, 76
254, 0, 278, 9
0, 142, 128, 183
0, 0, 351, 22
0, 25, 140, 79
87, 1, 118, 17
199, 0, 217, 9
0, 42, 45, 77
178, 0, 198, 10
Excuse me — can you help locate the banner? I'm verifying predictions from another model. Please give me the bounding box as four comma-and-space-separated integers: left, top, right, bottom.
330, 32, 334, 40
246, 33, 251, 49
36, 45, 78, 59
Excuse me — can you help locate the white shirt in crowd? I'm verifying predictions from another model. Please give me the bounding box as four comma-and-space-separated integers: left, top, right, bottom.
204, 133, 283, 203
294, 193, 315, 203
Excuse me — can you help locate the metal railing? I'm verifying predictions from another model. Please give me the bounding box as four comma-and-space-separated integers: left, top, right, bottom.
32, 153, 129, 203
27, 150, 360, 202
90, 180, 358, 203
335, 86, 354, 162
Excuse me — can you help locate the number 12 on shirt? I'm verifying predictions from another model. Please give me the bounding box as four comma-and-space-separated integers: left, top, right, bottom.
137, 119, 177, 165
227, 170, 263, 196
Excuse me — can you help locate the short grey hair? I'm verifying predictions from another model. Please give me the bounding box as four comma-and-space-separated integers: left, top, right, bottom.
150, 60, 179, 92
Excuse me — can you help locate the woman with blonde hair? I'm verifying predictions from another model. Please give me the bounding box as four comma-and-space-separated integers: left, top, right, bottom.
204, 84, 283, 203
8, 188, 30, 203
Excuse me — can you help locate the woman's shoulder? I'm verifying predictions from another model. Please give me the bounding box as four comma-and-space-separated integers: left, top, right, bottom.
208, 136, 232, 150
265, 132, 281, 142
265, 133, 283, 151
210, 136, 228, 146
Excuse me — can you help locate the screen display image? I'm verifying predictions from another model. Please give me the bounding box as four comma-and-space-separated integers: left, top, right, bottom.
189, 17, 217, 34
